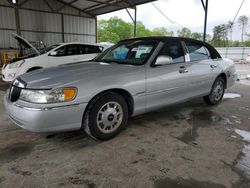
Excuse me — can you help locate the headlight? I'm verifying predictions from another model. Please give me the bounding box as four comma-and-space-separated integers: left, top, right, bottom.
8, 60, 25, 69
19, 88, 77, 103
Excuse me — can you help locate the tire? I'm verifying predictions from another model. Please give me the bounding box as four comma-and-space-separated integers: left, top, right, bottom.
87, 92, 128, 140
203, 77, 225, 105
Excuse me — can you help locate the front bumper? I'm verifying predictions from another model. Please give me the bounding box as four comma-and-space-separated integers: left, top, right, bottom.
3, 93, 87, 133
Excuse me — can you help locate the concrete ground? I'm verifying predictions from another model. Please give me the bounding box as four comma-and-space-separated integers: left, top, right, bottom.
0, 64, 250, 188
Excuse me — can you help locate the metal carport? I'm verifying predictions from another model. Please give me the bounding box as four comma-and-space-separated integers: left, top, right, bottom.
0, 0, 156, 48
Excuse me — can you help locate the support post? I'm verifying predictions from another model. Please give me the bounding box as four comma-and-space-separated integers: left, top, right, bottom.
126, 7, 137, 38
134, 6, 137, 38
95, 16, 98, 43
202, 0, 208, 42
14, 1, 21, 36
61, 14, 65, 42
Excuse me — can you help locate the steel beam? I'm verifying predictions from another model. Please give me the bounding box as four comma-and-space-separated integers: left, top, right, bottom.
201, 0, 208, 42
14, 0, 21, 35
126, 7, 137, 37
54, 0, 94, 17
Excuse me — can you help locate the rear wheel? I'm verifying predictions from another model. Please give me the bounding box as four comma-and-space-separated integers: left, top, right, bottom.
87, 93, 128, 140
204, 77, 225, 105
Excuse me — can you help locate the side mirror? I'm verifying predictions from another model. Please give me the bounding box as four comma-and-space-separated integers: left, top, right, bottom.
155, 55, 173, 66
49, 51, 57, 56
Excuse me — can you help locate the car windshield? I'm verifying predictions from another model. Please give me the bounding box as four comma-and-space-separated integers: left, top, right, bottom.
95, 40, 158, 65
40, 44, 60, 54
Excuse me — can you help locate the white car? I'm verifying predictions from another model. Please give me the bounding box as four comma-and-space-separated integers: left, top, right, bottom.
2, 34, 109, 82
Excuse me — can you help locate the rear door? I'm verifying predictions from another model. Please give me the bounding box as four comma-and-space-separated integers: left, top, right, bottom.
146, 40, 192, 111
184, 41, 215, 96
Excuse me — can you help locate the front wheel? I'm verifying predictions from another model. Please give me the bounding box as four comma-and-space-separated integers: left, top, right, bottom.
87, 93, 128, 140
204, 77, 225, 105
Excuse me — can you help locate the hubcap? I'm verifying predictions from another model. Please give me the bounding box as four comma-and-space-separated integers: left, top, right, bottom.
212, 81, 224, 101
96, 102, 123, 134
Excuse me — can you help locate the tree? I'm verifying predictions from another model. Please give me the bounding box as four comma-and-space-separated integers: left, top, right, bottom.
136, 21, 152, 37
97, 17, 133, 43
238, 15, 248, 43
151, 27, 173, 36
226, 21, 234, 46
177, 28, 192, 38
212, 24, 228, 47
98, 29, 120, 43
191, 32, 202, 40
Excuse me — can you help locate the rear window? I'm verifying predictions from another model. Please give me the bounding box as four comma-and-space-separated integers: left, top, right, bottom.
186, 42, 210, 61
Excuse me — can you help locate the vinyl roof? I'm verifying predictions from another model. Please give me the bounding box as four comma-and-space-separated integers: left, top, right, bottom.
59, 0, 157, 16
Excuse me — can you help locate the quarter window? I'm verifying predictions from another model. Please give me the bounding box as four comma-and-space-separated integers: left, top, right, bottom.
186, 42, 210, 61
158, 42, 185, 63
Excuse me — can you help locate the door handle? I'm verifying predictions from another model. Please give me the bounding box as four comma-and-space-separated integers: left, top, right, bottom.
210, 64, 217, 69
179, 66, 188, 73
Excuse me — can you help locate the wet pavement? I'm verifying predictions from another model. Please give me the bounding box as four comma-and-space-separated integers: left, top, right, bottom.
0, 64, 250, 187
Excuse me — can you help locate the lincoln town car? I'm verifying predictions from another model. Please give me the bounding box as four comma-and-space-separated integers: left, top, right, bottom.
4, 37, 236, 140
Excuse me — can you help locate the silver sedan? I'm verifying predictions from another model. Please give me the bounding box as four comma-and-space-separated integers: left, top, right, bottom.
4, 37, 236, 140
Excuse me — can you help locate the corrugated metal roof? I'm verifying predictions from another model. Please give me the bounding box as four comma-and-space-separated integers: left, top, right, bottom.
59, 0, 157, 16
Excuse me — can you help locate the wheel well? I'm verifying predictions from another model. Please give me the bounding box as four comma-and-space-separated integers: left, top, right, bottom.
27, 67, 42, 72
218, 73, 227, 88
85, 89, 134, 117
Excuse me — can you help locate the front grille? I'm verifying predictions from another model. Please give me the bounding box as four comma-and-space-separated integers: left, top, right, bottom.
9, 86, 22, 102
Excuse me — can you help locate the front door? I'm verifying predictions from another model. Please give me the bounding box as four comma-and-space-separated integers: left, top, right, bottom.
145, 41, 192, 111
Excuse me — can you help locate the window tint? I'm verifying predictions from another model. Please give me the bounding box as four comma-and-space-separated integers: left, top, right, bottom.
55, 45, 78, 56
158, 42, 185, 63
78, 45, 102, 55
186, 42, 210, 61
65, 45, 78, 56
87, 45, 102, 53
55, 46, 66, 56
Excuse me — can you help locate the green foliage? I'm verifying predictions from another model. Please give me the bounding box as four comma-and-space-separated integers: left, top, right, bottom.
191, 32, 203, 40
98, 16, 250, 47
151, 27, 173, 36
97, 17, 175, 42
136, 21, 152, 37
98, 29, 120, 43
98, 17, 133, 43
177, 27, 192, 38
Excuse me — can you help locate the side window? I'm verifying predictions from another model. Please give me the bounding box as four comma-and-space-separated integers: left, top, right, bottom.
55, 46, 66, 56
65, 45, 78, 56
186, 42, 210, 61
158, 42, 185, 63
87, 45, 102, 54
78, 45, 87, 55
78, 45, 102, 54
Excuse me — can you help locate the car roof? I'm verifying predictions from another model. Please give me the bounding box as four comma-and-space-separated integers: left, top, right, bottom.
119, 36, 221, 59
119, 36, 205, 44
59, 42, 102, 47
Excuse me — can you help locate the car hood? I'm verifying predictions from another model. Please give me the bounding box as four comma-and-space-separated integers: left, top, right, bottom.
13, 33, 40, 55
18, 61, 140, 89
